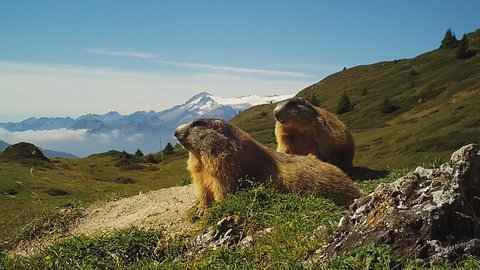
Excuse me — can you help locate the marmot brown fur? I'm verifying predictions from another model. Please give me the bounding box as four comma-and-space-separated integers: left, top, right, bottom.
273, 97, 355, 171
174, 118, 361, 211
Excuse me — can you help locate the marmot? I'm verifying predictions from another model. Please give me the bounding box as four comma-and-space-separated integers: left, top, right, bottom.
273, 97, 355, 171
174, 118, 361, 211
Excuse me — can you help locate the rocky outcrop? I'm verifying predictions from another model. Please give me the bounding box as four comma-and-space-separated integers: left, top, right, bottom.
317, 144, 480, 263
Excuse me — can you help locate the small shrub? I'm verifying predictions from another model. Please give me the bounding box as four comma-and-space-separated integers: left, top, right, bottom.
456, 34, 477, 59
47, 188, 68, 196
179, 176, 191, 186
144, 154, 158, 164
409, 68, 419, 76
134, 149, 144, 158
336, 94, 354, 114
115, 151, 145, 171
429, 155, 444, 169
310, 91, 320, 106
163, 143, 175, 156
380, 98, 398, 114
115, 177, 135, 184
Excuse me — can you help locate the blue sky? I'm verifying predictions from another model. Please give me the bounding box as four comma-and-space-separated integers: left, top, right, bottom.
1, 0, 479, 122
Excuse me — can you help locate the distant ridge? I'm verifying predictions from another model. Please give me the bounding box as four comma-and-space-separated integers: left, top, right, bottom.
0, 139, 8, 151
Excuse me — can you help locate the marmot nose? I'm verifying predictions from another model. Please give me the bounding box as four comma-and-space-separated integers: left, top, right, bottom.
273, 106, 282, 120
174, 123, 188, 138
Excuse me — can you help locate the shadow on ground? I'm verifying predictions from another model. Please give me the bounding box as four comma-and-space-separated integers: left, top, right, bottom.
348, 166, 388, 182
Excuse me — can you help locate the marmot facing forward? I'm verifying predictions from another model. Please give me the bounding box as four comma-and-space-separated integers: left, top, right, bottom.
273, 97, 355, 171
174, 118, 361, 211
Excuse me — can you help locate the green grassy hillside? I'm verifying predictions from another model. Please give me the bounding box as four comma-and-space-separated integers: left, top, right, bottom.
232, 29, 480, 169
0, 147, 189, 242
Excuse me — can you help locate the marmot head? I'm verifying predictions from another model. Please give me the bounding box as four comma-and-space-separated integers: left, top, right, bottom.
174, 118, 242, 156
273, 97, 321, 126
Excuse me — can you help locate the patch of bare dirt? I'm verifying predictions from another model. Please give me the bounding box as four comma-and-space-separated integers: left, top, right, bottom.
10, 184, 198, 256
71, 184, 197, 235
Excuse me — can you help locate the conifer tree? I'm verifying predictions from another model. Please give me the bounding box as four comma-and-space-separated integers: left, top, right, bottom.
163, 142, 174, 155
440, 28, 458, 49
336, 94, 353, 114
134, 148, 144, 158
310, 91, 320, 106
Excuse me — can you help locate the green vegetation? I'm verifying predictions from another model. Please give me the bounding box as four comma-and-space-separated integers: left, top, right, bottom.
380, 98, 398, 114
179, 175, 191, 186
456, 34, 477, 59
232, 28, 480, 169
162, 142, 175, 156
135, 148, 144, 158
336, 93, 354, 114
310, 91, 320, 106
440, 28, 458, 49
0, 146, 188, 243
0, 227, 186, 269
3, 176, 480, 269
0, 142, 52, 168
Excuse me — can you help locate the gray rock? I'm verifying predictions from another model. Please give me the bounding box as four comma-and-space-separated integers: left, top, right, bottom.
194, 216, 248, 252
316, 144, 480, 263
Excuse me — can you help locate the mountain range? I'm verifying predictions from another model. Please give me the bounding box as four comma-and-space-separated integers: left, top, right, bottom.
0, 92, 293, 157
0, 92, 293, 133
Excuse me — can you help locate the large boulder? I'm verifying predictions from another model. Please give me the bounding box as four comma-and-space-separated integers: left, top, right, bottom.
317, 144, 480, 263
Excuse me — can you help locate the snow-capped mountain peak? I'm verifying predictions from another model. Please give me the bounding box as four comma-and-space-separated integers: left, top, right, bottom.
157, 92, 294, 125
210, 93, 295, 107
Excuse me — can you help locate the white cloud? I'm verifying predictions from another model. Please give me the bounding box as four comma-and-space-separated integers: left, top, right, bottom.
87, 48, 314, 78
0, 128, 88, 144
156, 60, 314, 78
124, 133, 143, 142
87, 48, 156, 59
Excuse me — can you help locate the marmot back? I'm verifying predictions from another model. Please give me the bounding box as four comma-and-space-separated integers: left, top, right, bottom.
273, 97, 355, 171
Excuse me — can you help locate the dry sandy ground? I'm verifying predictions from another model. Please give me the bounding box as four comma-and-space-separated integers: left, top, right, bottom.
11, 184, 198, 256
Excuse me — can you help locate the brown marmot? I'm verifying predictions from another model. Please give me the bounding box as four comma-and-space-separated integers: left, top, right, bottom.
174, 118, 361, 211
273, 97, 355, 171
